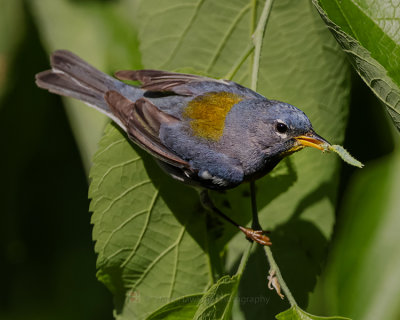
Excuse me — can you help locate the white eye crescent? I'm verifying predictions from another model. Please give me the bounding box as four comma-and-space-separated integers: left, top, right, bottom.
276, 121, 288, 134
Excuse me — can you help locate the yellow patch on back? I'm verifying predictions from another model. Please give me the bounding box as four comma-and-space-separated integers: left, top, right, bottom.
183, 92, 243, 140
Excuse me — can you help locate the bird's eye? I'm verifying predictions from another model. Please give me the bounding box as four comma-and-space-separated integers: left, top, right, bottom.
276, 122, 288, 134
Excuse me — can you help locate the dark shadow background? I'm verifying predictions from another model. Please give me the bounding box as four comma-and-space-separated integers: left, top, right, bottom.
0, 2, 113, 319
0, 1, 395, 320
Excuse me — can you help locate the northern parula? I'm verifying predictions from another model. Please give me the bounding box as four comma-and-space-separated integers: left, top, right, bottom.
36, 50, 331, 246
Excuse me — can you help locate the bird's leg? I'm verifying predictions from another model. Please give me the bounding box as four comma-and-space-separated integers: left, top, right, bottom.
250, 180, 261, 230
247, 180, 271, 244
199, 189, 272, 246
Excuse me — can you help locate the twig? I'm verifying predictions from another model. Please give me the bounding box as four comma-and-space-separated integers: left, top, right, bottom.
237, 241, 255, 275
264, 246, 297, 306
250, 0, 274, 91
248, 0, 298, 306
224, 46, 254, 81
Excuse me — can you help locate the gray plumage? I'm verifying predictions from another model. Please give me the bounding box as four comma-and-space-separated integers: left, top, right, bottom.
36, 50, 322, 191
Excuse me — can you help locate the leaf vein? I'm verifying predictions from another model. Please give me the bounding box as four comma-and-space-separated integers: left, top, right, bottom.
126, 225, 186, 298
202, 292, 231, 310
333, 0, 359, 40
206, 3, 251, 73
98, 180, 152, 225
97, 157, 141, 188
150, 3, 197, 16
168, 226, 186, 299
161, 0, 205, 68
120, 189, 159, 268
92, 138, 125, 161
100, 209, 148, 258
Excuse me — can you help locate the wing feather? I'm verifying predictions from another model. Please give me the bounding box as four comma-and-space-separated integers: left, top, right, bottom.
104, 91, 190, 168
114, 70, 226, 95
114, 69, 262, 98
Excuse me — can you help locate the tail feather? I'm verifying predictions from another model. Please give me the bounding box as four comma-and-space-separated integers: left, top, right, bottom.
50, 50, 116, 94
36, 69, 104, 106
35, 50, 121, 123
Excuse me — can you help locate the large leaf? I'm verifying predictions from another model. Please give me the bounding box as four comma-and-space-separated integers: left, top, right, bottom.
205, 1, 351, 316
309, 145, 400, 320
145, 275, 241, 320
89, 125, 212, 319
30, 0, 142, 173
90, 0, 352, 318
276, 306, 350, 320
146, 243, 253, 320
312, 0, 400, 131
192, 243, 253, 320
146, 294, 203, 320
193, 275, 240, 320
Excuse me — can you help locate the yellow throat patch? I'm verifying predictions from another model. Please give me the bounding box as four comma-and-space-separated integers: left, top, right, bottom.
183, 91, 243, 140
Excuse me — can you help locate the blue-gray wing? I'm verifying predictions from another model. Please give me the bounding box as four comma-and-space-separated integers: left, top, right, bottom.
105, 90, 244, 189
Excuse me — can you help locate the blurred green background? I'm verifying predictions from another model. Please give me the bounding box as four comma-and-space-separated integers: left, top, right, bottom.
0, 1, 114, 319
1, 0, 399, 319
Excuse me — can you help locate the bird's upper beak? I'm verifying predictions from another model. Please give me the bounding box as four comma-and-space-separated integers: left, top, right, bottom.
294, 131, 330, 151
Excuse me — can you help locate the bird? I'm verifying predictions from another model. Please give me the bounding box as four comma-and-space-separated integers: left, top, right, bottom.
36, 50, 330, 246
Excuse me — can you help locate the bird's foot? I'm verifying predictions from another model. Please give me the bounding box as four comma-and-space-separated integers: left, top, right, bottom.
239, 226, 272, 246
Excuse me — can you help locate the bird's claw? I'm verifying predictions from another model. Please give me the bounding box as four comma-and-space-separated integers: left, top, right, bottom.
239, 226, 272, 246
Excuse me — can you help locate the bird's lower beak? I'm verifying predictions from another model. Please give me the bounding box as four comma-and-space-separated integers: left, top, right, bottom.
294, 131, 330, 151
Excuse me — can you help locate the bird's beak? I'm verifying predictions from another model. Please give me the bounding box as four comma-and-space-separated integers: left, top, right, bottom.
294, 131, 330, 151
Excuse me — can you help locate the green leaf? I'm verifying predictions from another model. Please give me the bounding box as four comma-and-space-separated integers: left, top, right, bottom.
192, 243, 252, 320
89, 124, 211, 319
276, 306, 350, 320
205, 1, 351, 316
30, 0, 142, 173
145, 275, 241, 320
193, 275, 239, 320
90, 0, 352, 318
146, 294, 203, 320
312, 0, 400, 131
146, 242, 252, 320
311, 146, 400, 319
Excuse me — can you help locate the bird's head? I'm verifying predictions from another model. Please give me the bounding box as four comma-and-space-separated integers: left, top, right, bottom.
263, 100, 329, 156
228, 99, 330, 161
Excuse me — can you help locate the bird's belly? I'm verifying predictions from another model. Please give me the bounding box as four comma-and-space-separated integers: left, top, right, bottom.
243, 156, 282, 182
